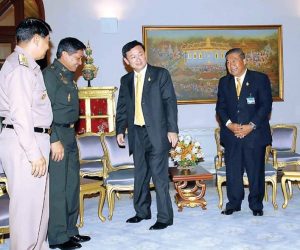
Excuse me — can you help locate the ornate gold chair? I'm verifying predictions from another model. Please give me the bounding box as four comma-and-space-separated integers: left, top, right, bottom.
214, 128, 278, 209
0, 163, 9, 244
100, 131, 135, 220
270, 124, 300, 199
76, 133, 106, 227
270, 124, 300, 169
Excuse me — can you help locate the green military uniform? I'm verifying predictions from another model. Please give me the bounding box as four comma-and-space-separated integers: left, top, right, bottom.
43, 59, 80, 245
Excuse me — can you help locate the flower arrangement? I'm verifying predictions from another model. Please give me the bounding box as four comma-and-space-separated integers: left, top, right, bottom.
170, 135, 204, 169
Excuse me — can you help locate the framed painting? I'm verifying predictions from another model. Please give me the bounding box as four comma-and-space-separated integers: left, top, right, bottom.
143, 25, 283, 104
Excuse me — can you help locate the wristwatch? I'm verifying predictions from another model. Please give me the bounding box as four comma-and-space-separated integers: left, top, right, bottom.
249, 122, 256, 130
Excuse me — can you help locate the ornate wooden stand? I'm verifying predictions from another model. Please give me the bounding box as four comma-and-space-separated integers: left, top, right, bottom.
169, 166, 213, 212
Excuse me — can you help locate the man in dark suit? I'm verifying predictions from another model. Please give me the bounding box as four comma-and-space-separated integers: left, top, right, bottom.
116, 40, 178, 230
216, 48, 272, 216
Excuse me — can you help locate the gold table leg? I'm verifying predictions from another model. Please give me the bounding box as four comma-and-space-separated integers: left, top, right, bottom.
174, 180, 208, 212
281, 176, 289, 209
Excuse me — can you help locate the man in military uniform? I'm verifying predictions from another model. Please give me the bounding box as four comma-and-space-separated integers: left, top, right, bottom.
0, 18, 52, 250
43, 37, 90, 249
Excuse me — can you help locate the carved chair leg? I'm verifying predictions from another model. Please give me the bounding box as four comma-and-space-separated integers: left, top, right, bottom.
77, 192, 84, 228
271, 178, 278, 209
264, 183, 268, 202
287, 180, 293, 200
217, 179, 223, 209
98, 186, 106, 222
107, 186, 115, 221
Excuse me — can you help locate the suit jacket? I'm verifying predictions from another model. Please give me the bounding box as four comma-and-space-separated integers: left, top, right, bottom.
216, 69, 272, 148
116, 64, 178, 154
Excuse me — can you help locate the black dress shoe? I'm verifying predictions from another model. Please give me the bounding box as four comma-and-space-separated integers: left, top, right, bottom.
49, 240, 82, 249
126, 215, 150, 223
149, 221, 171, 230
221, 208, 241, 215
253, 210, 263, 216
70, 234, 91, 243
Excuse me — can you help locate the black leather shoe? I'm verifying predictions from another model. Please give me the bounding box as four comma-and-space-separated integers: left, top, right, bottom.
126, 215, 150, 223
253, 210, 263, 216
221, 208, 241, 215
49, 240, 82, 249
70, 234, 91, 243
149, 221, 171, 230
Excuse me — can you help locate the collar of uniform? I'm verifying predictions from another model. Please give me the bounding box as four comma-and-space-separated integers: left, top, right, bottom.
52, 59, 75, 78
14, 45, 40, 71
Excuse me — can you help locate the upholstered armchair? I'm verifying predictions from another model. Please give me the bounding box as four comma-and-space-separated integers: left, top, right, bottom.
270, 124, 300, 200
0, 163, 9, 244
270, 124, 300, 169
214, 128, 278, 210
100, 131, 135, 220
76, 132, 105, 178
76, 133, 106, 227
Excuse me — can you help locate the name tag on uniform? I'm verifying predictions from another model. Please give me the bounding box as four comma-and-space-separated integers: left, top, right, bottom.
247, 96, 255, 104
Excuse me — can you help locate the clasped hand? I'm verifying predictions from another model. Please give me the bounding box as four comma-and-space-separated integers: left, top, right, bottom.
228, 123, 253, 139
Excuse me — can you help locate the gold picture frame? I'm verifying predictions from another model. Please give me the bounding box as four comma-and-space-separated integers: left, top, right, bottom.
143, 25, 283, 104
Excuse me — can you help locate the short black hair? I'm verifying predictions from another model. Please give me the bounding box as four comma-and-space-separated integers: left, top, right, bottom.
16, 17, 52, 43
225, 48, 245, 59
56, 37, 86, 59
122, 40, 145, 58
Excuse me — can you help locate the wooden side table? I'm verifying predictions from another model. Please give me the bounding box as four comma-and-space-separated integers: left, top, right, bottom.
281, 165, 300, 208
169, 166, 213, 211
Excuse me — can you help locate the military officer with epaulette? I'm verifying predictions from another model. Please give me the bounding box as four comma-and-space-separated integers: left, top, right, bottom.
43, 37, 90, 250
0, 18, 52, 250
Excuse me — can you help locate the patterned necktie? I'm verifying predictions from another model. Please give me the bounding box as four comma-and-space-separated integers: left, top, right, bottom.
134, 73, 145, 126
236, 77, 242, 98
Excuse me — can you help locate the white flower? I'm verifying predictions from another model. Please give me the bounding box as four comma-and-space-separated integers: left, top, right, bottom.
192, 147, 198, 154
194, 141, 200, 147
185, 154, 192, 160
184, 135, 191, 145
175, 146, 182, 153
178, 135, 184, 141
174, 155, 181, 162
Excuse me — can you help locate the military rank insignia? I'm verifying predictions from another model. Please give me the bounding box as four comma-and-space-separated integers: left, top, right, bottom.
73, 80, 78, 89
18, 54, 29, 67
59, 73, 68, 84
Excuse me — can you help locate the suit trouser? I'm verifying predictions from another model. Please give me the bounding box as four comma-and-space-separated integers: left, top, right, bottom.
0, 128, 50, 250
48, 127, 79, 245
225, 140, 266, 211
132, 126, 173, 224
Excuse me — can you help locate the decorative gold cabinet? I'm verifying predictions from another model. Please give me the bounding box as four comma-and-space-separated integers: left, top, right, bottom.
76, 87, 117, 134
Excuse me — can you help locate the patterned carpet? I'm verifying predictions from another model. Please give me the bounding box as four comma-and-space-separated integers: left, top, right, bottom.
1, 179, 300, 250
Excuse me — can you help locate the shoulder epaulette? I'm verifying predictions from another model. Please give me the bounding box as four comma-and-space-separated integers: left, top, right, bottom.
18, 54, 29, 67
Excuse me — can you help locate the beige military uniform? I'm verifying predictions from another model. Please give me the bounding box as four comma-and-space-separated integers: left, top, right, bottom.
0, 46, 53, 250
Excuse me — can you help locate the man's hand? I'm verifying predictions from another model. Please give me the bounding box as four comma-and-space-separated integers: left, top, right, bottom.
168, 132, 178, 148
51, 141, 64, 161
31, 157, 47, 177
117, 133, 125, 147
228, 123, 253, 138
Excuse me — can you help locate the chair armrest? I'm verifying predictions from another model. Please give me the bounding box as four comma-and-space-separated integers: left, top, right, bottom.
215, 150, 224, 170
102, 156, 109, 179
270, 148, 278, 169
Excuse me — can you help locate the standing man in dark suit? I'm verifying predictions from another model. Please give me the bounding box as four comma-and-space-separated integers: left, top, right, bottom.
43, 37, 90, 249
216, 48, 272, 216
116, 40, 178, 230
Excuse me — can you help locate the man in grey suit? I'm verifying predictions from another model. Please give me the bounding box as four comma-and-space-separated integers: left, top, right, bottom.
116, 40, 178, 230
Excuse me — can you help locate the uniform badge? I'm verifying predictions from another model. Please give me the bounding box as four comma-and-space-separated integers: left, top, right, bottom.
148, 77, 151, 82
246, 82, 249, 86
73, 80, 78, 89
68, 93, 71, 102
59, 73, 68, 84
18, 54, 29, 67
41, 92, 47, 100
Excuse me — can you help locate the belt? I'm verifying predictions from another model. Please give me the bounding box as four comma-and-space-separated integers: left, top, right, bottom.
3, 124, 51, 135
53, 122, 75, 128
